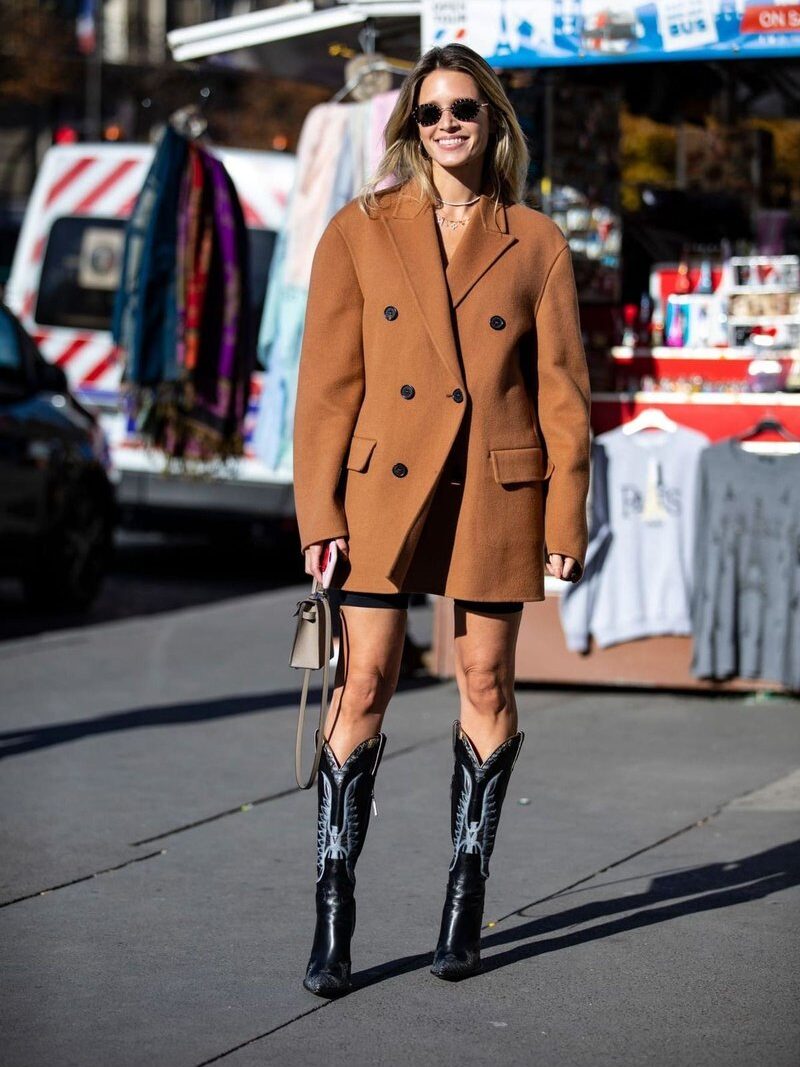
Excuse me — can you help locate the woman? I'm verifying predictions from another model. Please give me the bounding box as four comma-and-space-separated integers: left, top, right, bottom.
292, 43, 591, 996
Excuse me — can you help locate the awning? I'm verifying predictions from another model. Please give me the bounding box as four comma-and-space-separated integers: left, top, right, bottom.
166, 0, 422, 87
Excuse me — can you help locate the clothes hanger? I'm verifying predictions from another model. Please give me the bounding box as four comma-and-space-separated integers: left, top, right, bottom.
167, 103, 210, 144
330, 58, 409, 103
330, 19, 409, 103
733, 413, 800, 454
621, 407, 679, 435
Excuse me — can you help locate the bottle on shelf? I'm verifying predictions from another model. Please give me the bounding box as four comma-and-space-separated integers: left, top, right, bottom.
638, 293, 653, 346
675, 250, 692, 295
650, 309, 664, 347
696, 259, 714, 294
697, 304, 710, 347
665, 301, 686, 347
622, 303, 638, 348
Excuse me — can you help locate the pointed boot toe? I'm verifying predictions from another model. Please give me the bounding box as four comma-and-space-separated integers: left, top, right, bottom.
303, 961, 352, 998
430, 948, 482, 981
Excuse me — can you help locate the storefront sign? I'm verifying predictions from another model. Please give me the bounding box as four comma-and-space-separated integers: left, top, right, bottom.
421, 1, 800, 66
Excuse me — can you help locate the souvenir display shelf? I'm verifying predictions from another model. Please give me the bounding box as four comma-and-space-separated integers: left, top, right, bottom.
430, 257, 799, 693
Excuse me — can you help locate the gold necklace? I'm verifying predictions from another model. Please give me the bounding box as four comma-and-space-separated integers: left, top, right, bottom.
435, 212, 472, 232
437, 194, 481, 207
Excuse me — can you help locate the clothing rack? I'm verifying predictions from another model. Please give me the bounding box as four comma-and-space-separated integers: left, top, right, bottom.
430, 409, 799, 693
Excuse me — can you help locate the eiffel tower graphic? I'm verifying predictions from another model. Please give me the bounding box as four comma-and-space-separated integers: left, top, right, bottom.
641, 456, 669, 523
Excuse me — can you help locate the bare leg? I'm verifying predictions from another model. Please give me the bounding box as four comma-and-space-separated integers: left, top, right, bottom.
323, 603, 407, 764
452, 604, 523, 762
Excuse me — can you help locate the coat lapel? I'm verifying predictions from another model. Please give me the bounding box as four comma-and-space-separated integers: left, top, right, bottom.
445, 193, 518, 309
382, 180, 463, 386
381, 179, 519, 385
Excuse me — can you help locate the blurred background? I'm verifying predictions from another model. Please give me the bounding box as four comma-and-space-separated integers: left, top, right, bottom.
1, 0, 799, 693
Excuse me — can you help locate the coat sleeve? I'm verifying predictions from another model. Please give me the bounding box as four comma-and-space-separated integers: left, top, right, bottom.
292, 217, 365, 553
534, 242, 592, 570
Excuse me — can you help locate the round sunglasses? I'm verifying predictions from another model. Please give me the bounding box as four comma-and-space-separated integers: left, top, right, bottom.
412, 98, 489, 127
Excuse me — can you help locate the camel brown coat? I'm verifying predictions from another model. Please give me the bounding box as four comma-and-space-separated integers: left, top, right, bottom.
292, 177, 591, 601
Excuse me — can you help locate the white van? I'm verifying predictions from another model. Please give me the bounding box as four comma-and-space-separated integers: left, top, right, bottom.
5, 142, 297, 526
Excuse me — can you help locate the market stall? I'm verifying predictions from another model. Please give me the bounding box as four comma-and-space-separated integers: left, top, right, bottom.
421, 1, 800, 693
168, 0, 800, 692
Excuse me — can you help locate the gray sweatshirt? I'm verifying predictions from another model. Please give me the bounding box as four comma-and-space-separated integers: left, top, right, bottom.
560, 425, 710, 652
690, 440, 800, 690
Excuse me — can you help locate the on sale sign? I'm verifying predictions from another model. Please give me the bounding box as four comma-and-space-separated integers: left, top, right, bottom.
740, 4, 800, 32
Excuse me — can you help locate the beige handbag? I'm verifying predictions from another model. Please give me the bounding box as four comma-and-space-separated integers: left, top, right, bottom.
289, 577, 336, 788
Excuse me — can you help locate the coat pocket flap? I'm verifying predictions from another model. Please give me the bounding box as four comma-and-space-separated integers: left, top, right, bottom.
490, 445, 554, 485
344, 434, 378, 472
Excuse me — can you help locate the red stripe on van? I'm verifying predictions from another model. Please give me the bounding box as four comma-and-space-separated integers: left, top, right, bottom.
117, 194, 137, 217
55, 338, 90, 367
44, 157, 97, 208
72, 160, 138, 214
82, 348, 119, 384
241, 198, 264, 227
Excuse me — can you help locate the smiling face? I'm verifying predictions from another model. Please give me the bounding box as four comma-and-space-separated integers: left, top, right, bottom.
415, 68, 491, 175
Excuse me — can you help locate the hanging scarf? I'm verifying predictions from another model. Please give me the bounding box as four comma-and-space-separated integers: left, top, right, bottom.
114, 128, 252, 463
112, 125, 187, 387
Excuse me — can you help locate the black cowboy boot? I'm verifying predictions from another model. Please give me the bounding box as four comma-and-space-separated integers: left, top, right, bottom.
303, 732, 387, 997
431, 721, 524, 981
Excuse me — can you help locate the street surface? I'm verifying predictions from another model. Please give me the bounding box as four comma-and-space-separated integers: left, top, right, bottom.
1, 540, 799, 1066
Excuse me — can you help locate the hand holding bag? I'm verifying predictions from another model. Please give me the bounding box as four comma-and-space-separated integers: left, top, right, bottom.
289, 542, 338, 788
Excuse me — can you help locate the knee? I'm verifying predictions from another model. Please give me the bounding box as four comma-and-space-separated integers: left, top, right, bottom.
460, 664, 512, 718
340, 665, 395, 717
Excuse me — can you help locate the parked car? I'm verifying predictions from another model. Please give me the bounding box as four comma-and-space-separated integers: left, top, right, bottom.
0, 303, 115, 609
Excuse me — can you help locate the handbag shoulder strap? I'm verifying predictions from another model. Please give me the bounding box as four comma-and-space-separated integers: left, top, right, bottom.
294, 580, 333, 789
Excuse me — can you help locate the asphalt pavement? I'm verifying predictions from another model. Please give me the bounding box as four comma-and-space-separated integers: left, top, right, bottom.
1, 582, 799, 1066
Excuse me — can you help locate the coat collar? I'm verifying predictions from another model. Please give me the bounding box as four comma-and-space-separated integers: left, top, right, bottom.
381, 177, 518, 385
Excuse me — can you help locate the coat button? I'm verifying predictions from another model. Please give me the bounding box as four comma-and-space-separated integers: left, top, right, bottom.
392, 462, 408, 478
400, 384, 415, 399
384, 305, 399, 321
489, 315, 506, 330
451, 388, 464, 403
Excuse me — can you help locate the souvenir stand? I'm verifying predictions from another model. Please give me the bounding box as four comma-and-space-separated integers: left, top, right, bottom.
167, 2, 800, 692
423, 4, 800, 693
431, 251, 800, 693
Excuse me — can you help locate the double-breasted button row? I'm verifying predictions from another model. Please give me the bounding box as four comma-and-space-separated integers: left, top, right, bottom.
401, 384, 464, 403
387, 303, 503, 332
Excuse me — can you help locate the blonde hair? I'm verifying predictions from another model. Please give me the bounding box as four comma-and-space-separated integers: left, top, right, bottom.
359, 43, 529, 215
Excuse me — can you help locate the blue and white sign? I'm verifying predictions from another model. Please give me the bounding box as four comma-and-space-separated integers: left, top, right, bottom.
421, 1, 800, 66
